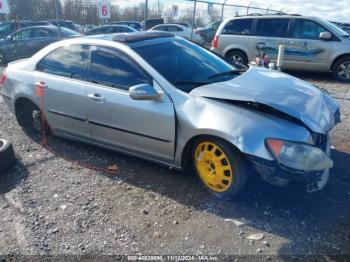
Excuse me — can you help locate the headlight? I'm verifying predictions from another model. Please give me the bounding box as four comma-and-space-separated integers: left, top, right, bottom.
265, 138, 333, 172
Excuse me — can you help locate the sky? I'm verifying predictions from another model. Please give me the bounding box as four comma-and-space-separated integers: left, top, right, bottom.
113, 0, 350, 23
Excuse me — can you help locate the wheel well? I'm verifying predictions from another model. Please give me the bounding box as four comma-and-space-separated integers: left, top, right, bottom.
15, 97, 38, 113
225, 49, 248, 60
331, 54, 350, 71
180, 134, 242, 170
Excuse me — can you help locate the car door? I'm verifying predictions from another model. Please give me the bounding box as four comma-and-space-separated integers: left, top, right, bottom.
284, 18, 332, 71
84, 46, 176, 161
248, 18, 290, 64
34, 44, 91, 139
10, 28, 35, 60
26, 28, 60, 56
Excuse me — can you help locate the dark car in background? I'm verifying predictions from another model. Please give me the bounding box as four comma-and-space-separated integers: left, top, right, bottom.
44, 19, 81, 32
0, 26, 81, 64
85, 25, 137, 35
197, 21, 221, 43
141, 18, 164, 30
0, 20, 52, 40
111, 21, 142, 31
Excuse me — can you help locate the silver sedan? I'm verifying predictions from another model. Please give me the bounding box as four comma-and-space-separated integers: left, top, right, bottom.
0, 32, 340, 198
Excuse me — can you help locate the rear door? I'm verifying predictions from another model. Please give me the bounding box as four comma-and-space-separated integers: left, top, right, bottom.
27, 28, 60, 55
285, 18, 332, 71
84, 46, 176, 161
34, 44, 91, 139
11, 28, 35, 60
248, 18, 290, 64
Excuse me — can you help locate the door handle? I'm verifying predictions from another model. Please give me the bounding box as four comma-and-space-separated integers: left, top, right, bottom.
88, 93, 105, 103
288, 41, 296, 45
277, 40, 286, 45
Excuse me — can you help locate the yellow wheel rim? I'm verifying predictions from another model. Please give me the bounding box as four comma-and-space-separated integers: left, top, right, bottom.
194, 141, 233, 193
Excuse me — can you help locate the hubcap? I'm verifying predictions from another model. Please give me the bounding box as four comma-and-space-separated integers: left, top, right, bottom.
230, 55, 243, 64
194, 142, 233, 193
338, 62, 350, 80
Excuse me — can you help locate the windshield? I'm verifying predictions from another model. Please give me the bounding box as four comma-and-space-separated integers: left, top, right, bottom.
60, 27, 81, 36
322, 20, 349, 37
133, 39, 239, 93
0, 23, 12, 38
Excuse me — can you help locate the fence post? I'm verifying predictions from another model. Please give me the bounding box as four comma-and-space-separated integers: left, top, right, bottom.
55, 0, 62, 38
191, 0, 197, 40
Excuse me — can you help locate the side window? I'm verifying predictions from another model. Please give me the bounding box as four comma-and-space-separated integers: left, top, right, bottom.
292, 19, 327, 39
155, 26, 167, 31
90, 47, 150, 91
255, 19, 289, 37
36, 45, 89, 80
31, 28, 57, 38
222, 19, 253, 35
12, 29, 32, 40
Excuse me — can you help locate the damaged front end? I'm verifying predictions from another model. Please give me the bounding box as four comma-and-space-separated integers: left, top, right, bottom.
189, 67, 341, 192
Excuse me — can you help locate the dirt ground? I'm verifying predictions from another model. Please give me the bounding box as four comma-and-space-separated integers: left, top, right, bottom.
0, 71, 349, 260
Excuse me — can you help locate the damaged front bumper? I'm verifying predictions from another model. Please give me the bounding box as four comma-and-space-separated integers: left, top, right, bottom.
248, 135, 332, 193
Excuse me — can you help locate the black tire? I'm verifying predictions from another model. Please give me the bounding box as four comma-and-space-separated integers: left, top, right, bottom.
332, 56, 350, 82
226, 50, 248, 66
0, 139, 15, 174
191, 137, 248, 199
15, 101, 50, 135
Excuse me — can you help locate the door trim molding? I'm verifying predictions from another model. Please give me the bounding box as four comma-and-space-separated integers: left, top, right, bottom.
88, 120, 172, 143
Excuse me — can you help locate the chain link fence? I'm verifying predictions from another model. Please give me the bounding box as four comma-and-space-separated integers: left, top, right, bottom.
0, 0, 284, 64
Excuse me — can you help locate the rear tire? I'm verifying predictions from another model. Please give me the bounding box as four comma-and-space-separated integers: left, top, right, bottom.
191, 137, 248, 199
226, 50, 248, 66
332, 56, 350, 82
0, 139, 15, 173
15, 100, 50, 135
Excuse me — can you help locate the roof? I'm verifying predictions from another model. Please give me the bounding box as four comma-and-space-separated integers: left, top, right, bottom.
113, 31, 174, 43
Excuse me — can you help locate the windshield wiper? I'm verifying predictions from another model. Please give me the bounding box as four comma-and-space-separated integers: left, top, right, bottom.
174, 81, 211, 86
207, 69, 245, 80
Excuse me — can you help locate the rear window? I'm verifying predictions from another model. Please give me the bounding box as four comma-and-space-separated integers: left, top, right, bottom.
36, 45, 88, 80
255, 19, 289, 37
222, 19, 253, 35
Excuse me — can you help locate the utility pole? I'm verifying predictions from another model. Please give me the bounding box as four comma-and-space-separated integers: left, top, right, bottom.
191, 0, 197, 40
144, 0, 148, 21
158, 0, 160, 17
55, 0, 61, 38
221, 0, 228, 20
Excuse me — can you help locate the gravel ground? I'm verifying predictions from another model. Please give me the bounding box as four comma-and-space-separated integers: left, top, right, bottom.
0, 71, 349, 259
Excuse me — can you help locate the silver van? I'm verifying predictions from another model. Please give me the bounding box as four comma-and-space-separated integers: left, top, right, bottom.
211, 15, 350, 82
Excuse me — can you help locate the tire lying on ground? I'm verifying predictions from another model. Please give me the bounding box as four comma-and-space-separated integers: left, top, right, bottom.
0, 139, 15, 173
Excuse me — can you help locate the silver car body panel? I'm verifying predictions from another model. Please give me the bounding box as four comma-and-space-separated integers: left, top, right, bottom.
190, 67, 339, 135
1, 37, 340, 170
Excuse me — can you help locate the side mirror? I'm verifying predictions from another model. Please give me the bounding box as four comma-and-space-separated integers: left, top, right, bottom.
319, 31, 332, 40
129, 84, 162, 101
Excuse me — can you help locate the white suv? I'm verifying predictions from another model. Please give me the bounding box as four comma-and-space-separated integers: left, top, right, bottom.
212, 15, 350, 82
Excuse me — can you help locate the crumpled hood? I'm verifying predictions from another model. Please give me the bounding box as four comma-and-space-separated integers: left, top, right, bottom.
190, 67, 340, 134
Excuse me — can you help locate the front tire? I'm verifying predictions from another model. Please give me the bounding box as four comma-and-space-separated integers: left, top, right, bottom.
191, 137, 248, 199
332, 56, 350, 82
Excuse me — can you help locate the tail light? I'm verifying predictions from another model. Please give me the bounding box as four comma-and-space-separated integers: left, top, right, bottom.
0, 70, 6, 88
212, 35, 219, 49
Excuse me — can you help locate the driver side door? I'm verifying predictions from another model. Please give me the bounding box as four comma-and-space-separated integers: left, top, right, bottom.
84, 46, 176, 162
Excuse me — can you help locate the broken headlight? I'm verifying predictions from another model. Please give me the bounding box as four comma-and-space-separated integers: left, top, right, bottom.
265, 138, 333, 172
